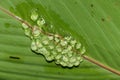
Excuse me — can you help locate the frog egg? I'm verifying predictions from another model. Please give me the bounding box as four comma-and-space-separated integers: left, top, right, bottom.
52, 51, 57, 55
22, 23, 28, 29
55, 60, 60, 64
49, 45, 54, 50
62, 49, 68, 54
81, 47, 86, 54
33, 29, 40, 37
80, 59, 83, 62
31, 41, 37, 51
63, 56, 68, 62
64, 36, 72, 41
36, 39, 39, 44
70, 40, 77, 45
74, 61, 80, 66
67, 51, 73, 57
60, 40, 67, 46
55, 37, 59, 43
56, 47, 62, 53
37, 18, 46, 26
60, 62, 67, 67
69, 57, 76, 63
38, 47, 47, 54
48, 36, 54, 41
46, 55, 54, 61
31, 9, 38, 21
76, 43, 81, 49
55, 54, 62, 60
50, 25, 53, 28
54, 34, 59, 38
24, 29, 31, 37
36, 40, 43, 48
68, 64, 73, 67
42, 40, 49, 45
67, 46, 72, 51
37, 43, 43, 48
77, 57, 81, 61
36, 39, 43, 48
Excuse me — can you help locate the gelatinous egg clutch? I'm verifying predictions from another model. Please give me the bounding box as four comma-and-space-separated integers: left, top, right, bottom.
22, 9, 86, 67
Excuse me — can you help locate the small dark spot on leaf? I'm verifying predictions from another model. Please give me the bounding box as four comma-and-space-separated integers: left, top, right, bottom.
9, 56, 20, 59
101, 18, 105, 22
91, 4, 94, 7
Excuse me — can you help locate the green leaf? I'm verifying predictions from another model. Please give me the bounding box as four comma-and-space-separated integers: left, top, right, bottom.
0, 0, 120, 80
